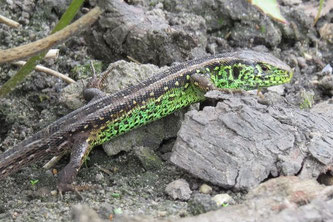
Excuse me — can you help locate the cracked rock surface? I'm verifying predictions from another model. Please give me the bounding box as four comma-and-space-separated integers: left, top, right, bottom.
171, 91, 333, 190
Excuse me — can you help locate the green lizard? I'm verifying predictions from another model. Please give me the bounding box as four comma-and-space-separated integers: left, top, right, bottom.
0, 50, 293, 193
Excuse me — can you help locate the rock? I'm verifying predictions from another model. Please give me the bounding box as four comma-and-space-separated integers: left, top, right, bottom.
266, 85, 285, 95
296, 57, 307, 69
199, 184, 213, 194
95, 173, 104, 181
164, 0, 299, 47
188, 193, 218, 215
316, 74, 333, 96
60, 60, 162, 110
133, 146, 164, 171
101, 61, 162, 94
321, 64, 332, 75
103, 112, 181, 156
85, 0, 207, 66
311, 99, 333, 119
170, 91, 333, 190
211, 194, 235, 206
319, 23, 333, 44
165, 179, 192, 200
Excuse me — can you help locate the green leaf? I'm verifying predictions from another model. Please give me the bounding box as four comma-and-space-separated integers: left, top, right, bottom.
249, 0, 287, 24
30, 179, 39, 186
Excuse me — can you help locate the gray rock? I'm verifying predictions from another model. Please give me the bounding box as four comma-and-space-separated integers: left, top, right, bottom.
170, 91, 333, 190
85, 0, 207, 66
165, 179, 192, 200
188, 193, 218, 215
311, 99, 333, 119
133, 146, 164, 171
101, 61, 163, 94
316, 74, 333, 96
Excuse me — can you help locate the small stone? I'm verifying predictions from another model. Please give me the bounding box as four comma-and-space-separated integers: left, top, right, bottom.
211, 194, 235, 207
95, 173, 104, 181
267, 85, 285, 95
297, 57, 307, 68
303, 53, 312, 60
165, 179, 192, 200
188, 193, 218, 215
199, 184, 213, 194
320, 23, 333, 43
321, 64, 333, 75
157, 211, 167, 217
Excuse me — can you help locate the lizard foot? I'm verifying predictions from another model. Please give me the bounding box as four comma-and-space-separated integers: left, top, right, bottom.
57, 180, 95, 200
57, 183, 83, 200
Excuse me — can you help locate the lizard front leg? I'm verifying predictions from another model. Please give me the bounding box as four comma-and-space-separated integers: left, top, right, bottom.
190, 73, 245, 94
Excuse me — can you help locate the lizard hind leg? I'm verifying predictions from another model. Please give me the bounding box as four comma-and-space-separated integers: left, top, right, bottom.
57, 132, 92, 196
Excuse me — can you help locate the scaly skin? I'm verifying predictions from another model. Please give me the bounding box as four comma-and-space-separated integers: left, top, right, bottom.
0, 50, 293, 192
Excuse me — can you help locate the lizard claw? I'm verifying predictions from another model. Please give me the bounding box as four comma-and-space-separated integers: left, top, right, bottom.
57, 183, 83, 200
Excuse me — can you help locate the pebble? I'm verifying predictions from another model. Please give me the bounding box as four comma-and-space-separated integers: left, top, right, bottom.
165, 179, 192, 200
95, 173, 104, 181
211, 193, 235, 206
297, 57, 307, 69
199, 184, 213, 194
157, 211, 167, 217
319, 23, 333, 43
321, 64, 332, 75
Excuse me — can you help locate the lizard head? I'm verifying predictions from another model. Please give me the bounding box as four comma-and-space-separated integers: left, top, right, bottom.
208, 50, 293, 90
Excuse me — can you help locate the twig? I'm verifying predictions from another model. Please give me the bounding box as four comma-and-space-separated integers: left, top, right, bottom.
127, 55, 141, 64
0, 14, 20, 28
94, 164, 112, 175
0, 6, 103, 64
12, 61, 75, 84
43, 153, 68, 169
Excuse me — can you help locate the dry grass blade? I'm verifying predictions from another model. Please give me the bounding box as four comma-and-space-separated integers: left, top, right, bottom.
0, 14, 20, 27
12, 61, 75, 84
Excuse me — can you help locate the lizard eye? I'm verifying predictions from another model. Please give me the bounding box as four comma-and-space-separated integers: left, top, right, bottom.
261, 65, 268, 71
